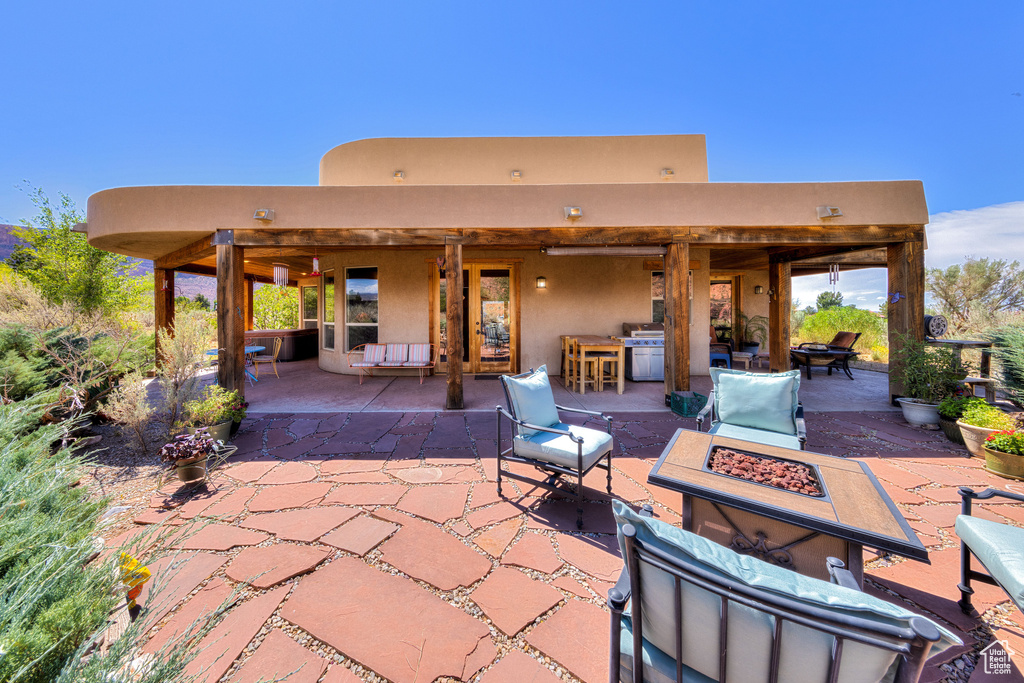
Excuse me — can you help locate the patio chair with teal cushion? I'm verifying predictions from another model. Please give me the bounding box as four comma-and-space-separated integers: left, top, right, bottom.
695, 367, 806, 450
609, 501, 960, 683
955, 486, 1024, 615
497, 365, 614, 529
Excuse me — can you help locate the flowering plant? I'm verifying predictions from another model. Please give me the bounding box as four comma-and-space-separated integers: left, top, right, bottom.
985, 430, 1024, 456
180, 386, 247, 428
158, 430, 217, 465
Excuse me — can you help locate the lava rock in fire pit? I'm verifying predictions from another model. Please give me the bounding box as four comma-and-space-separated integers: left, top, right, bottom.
708, 447, 824, 497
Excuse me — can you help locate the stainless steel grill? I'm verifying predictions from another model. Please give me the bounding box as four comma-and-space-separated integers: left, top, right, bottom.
619, 323, 665, 381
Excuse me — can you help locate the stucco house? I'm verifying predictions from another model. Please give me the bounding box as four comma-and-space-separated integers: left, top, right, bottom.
82, 135, 927, 407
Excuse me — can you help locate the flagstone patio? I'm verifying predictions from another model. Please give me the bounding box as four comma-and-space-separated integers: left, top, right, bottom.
112, 407, 1023, 682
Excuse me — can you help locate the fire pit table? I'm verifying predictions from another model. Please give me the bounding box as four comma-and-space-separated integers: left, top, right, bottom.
648, 429, 928, 585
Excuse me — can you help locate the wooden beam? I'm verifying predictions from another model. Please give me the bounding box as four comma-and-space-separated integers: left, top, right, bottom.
216, 245, 246, 397
887, 241, 926, 403
154, 234, 216, 270
227, 225, 925, 249
154, 268, 174, 361
245, 277, 254, 331
175, 263, 296, 287
664, 243, 690, 397
768, 259, 792, 373
445, 242, 465, 410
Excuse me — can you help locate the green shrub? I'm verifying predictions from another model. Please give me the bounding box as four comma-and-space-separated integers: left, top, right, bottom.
180, 385, 247, 428
890, 334, 968, 403
938, 396, 986, 420
795, 306, 887, 354
988, 322, 1024, 408
960, 402, 1018, 430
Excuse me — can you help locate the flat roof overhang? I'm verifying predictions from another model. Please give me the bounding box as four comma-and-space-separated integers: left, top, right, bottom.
86, 181, 928, 263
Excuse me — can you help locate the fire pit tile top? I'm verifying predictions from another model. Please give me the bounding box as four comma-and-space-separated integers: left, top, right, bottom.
648, 429, 924, 556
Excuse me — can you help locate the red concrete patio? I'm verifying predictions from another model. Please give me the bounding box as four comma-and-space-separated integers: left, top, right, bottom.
112, 407, 1023, 682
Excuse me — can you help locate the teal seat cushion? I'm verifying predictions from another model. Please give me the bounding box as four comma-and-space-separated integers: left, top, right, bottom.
956, 514, 1024, 610
514, 423, 611, 470
613, 501, 960, 683
501, 365, 560, 436
618, 615, 715, 683
710, 367, 800, 435
708, 422, 803, 450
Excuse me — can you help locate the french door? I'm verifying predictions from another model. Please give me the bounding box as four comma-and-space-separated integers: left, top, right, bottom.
432, 261, 519, 374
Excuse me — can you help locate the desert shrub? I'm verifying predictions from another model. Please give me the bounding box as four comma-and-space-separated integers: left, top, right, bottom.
154, 312, 211, 437
988, 322, 1024, 408
103, 371, 155, 450
795, 306, 887, 354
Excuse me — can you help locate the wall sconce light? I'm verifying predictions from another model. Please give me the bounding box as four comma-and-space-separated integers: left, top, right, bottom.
816, 205, 843, 219
536, 276, 547, 289
661, 168, 675, 180
510, 170, 522, 182
754, 285, 764, 295
564, 206, 582, 220
767, 288, 776, 302
253, 209, 275, 221
393, 171, 405, 182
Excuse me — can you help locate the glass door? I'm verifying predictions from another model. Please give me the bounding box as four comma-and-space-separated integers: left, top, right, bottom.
434, 262, 518, 374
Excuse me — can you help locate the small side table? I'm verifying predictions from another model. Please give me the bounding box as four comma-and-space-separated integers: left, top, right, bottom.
731, 352, 752, 370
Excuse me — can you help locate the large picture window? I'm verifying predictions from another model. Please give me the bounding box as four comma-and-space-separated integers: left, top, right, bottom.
322, 271, 335, 350
345, 267, 378, 350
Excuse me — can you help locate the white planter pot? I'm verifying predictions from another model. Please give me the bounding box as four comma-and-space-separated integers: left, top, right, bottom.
896, 398, 940, 429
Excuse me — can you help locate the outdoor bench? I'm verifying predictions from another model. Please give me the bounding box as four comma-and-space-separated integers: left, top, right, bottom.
956, 486, 1024, 614
347, 343, 437, 384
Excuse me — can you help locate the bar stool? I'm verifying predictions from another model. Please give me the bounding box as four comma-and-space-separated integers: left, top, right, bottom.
566, 338, 598, 393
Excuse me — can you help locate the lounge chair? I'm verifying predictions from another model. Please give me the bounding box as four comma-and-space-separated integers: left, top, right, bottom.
496, 365, 614, 529
609, 502, 960, 683
696, 367, 806, 450
791, 331, 862, 380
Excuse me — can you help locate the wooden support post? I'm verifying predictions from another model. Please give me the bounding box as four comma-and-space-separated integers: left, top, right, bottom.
245, 277, 255, 331
664, 242, 690, 399
445, 242, 464, 410
154, 268, 175, 361
887, 240, 925, 404
217, 245, 246, 396
768, 259, 792, 373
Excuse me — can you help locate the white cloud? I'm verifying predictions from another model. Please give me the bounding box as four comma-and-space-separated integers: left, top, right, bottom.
792, 201, 1024, 310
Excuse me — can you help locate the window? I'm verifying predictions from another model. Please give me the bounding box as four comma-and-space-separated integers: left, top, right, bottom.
652, 271, 665, 323
301, 286, 318, 330
322, 271, 335, 350
345, 267, 378, 350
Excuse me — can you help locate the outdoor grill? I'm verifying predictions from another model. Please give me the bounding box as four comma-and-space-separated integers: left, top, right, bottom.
618, 322, 665, 381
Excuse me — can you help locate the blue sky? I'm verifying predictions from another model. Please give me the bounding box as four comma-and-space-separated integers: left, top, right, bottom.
1, 2, 1021, 308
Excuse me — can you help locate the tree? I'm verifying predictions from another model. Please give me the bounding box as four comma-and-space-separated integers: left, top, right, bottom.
253, 285, 298, 329
6, 188, 147, 316
193, 293, 211, 310
816, 290, 843, 310
927, 257, 1024, 333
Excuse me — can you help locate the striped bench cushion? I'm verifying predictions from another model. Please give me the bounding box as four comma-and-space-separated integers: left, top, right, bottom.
379, 343, 409, 367
404, 343, 432, 367
353, 343, 386, 367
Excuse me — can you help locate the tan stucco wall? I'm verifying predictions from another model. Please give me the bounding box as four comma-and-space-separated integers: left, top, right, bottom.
315, 248, 717, 377
319, 135, 709, 186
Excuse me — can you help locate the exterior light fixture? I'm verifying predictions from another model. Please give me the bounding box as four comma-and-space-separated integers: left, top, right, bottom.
510, 170, 522, 182
253, 209, 275, 221
536, 276, 547, 289
273, 263, 289, 287
564, 206, 582, 220
393, 171, 405, 182
754, 285, 764, 295
816, 205, 843, 219
661, 168, 675, 180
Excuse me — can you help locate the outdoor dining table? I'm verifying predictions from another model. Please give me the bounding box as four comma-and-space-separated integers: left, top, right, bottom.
572, 335, 625, 395
206, 345, 264, 384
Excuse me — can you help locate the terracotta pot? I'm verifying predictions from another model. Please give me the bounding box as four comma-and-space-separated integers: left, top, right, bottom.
896, 398, 940, 429
983, 446, 1024, 481
938, 416, 965, 445
956, 420, 1000, 459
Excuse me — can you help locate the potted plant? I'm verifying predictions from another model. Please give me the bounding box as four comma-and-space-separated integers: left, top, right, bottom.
983, 429, 1024, 480
957, 402, 1018, 458
937, 396, 985, 445
180, 385, 247, 442
891, 335, 968, 429
735, 313, 769, 355
159, 430, 218, 484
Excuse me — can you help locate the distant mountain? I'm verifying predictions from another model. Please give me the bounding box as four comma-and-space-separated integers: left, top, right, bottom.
0, 224, 25, 261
